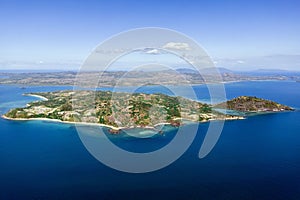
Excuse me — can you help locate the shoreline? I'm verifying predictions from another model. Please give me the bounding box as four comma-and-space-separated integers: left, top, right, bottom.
0, 79, 291, 88
1, 114, 245, 131
1, 115, 174, 131
23, 94, 48, 101
1, 114, 124, 130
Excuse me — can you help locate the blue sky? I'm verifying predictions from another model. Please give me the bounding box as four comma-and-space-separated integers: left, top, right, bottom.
1, 0, 300, 70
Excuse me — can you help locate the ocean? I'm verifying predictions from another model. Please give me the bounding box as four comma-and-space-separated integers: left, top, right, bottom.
0, 81, 300, 199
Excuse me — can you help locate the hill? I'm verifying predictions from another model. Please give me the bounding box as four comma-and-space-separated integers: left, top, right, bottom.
215, 96, 294, 112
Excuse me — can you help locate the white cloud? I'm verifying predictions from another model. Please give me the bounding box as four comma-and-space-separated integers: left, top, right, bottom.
142, 48, 161, 55
162, 42, 191, 51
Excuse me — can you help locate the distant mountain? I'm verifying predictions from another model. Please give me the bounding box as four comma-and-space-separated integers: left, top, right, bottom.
175, 68, 197, 74
210, 67, 234, 74
255, 68, 290, 72
239, 69, 300, 76
176, 67, 234, 74
176, 67, 300, 78
253, 69, 290, 74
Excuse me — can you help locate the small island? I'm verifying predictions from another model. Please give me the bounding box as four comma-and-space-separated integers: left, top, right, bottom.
215, 96, 294, 112
2, 91, 294, 133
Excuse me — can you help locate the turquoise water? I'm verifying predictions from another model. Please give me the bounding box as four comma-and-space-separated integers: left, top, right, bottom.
0, 81, 300, 199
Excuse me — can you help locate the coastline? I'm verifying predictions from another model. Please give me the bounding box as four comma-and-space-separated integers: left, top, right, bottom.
0, 79, 289, 88
24, 94, 48, 101
1, 114, 185, 130
1, 114, 123, 130
1, 114, 245, 131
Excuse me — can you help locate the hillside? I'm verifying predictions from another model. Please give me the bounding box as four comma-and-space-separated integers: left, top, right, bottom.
215, 96, 294, 112
3, 92, 293, 132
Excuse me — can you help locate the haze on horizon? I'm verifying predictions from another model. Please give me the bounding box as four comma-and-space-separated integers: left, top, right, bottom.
1, 0, 300, 71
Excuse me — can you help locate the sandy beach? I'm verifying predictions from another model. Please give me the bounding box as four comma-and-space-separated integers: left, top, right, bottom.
1, 114, 245, 131
24, 94, 49, 101
1, 115, 124, 130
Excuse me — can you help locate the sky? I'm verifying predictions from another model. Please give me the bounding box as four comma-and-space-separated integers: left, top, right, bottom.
1, 0, 300, 71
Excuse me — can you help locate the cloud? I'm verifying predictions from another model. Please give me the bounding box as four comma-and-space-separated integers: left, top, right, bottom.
162, 42, 191, 51
142, 48, 162, 55
237, 60, 245, 64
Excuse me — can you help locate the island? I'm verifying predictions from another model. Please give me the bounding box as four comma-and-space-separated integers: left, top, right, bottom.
2, 91, 294, 134
215, 96, 294, 112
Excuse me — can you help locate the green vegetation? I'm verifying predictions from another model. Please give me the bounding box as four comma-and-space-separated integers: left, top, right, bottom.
4, 92, 294, 129
215, 96, 294, 112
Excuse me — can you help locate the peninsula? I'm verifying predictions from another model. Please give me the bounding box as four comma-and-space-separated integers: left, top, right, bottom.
3, 91, 294, 133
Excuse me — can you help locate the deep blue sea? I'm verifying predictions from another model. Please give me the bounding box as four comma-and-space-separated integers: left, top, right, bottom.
0, 81, 300, 200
